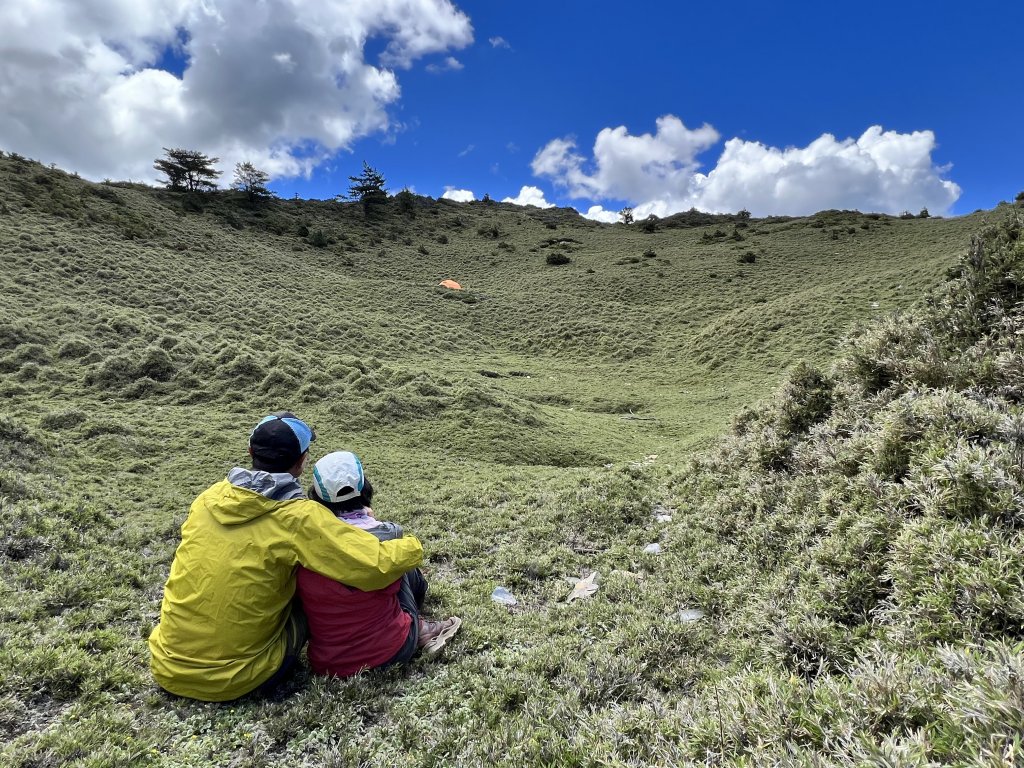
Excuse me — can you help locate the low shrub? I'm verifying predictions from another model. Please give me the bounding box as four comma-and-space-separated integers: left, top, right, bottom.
775, 362, 834, 436
181, 194, 204, 213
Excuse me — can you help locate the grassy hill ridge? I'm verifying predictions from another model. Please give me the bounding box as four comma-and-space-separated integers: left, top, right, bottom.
0, 152, 995, 457
1, 151, 1021, 765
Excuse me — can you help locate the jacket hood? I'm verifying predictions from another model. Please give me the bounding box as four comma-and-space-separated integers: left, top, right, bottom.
228, 467, 305, 500
196, 469, 306, 526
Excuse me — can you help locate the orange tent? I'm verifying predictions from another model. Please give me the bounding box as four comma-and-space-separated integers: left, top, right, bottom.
439, 279, 462, 290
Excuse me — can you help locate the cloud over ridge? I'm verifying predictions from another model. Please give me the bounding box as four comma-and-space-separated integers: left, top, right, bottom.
501, 185, 554, 208
442, 187, 475, 202
534, 117, 961, 219
0, 0, 473, 183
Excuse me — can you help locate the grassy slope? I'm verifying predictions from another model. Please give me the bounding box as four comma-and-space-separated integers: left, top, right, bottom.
0, 152, 1020, 766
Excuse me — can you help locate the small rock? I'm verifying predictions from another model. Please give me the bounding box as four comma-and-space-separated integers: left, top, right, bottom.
676, 608, 705, 623
642, 543, 662, 555
655, 514, 673, 523
491, 586, 518, 606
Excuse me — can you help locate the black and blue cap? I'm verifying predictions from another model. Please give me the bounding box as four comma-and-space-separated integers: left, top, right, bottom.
248, 411, 316, 467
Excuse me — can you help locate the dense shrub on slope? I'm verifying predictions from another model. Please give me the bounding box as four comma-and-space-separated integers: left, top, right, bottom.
661, 215, 1024, 763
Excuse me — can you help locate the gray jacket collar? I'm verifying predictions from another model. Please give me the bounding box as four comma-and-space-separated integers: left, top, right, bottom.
227, 467, 305, 501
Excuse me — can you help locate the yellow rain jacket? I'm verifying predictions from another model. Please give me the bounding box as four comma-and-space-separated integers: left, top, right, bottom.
148, 479, 423, 701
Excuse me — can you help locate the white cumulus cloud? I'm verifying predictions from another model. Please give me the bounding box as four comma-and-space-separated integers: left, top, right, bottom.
0, 0, 473, 183
442, 187, 475, 202
501, 185, 554, 208
426, 55, 464, 73
690, 127, 961, 216
582, 206, 620, 224
532, 117, 720, 201
534, 117, 961, 217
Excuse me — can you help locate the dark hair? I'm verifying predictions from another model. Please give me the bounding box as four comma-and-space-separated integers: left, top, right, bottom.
253, 452, 302, 474
311, 477, 374, 513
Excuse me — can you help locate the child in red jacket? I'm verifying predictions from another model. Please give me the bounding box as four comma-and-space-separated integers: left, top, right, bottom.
296, 451, 460, 677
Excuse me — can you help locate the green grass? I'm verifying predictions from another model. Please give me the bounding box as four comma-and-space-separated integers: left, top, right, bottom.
1, 151, 1021, 765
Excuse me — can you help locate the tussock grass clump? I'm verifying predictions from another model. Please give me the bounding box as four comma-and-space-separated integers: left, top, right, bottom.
0, 320, 48, 350
436, 287, 479, 303
39, 408, 87, 431
55, 335, 93, 359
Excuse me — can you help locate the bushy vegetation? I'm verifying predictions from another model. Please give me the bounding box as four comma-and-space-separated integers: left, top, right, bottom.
0, 151, 1018, 766
657, 215, 1024, 763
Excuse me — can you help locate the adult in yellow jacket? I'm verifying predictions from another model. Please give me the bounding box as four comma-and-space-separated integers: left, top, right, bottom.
148, 412, 423, 702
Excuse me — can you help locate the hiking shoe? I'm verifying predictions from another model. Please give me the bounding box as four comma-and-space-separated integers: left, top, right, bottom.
418, 616, 462, 654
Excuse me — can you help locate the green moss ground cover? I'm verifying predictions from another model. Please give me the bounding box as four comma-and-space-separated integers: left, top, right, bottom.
0, 152, 1021, 765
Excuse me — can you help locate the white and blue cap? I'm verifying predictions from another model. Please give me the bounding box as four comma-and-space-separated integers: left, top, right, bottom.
248, 411, 316, 467
312, 451, 365, 503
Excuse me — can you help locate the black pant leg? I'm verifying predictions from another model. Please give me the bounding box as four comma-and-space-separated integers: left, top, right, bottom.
401, 568, 428, 612
251, 599, 308, 697
385, 570, 430, 666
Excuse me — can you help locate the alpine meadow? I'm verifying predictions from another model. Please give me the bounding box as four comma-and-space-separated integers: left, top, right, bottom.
2, 150, 1024, 766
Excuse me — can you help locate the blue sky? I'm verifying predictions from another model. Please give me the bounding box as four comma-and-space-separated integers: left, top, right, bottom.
1, 1, 1021, 218
333, 0, 1022, 216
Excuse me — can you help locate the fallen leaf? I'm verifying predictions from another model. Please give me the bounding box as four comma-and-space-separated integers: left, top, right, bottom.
566, 571, 599, 602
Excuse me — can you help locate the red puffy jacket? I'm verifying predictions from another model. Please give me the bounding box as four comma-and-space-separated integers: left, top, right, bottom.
296, 567, 411, 677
